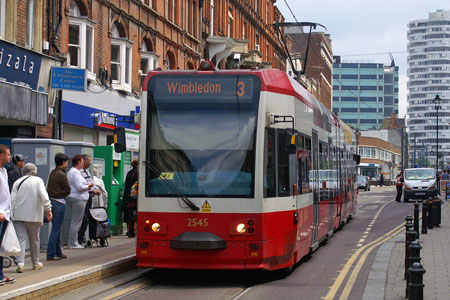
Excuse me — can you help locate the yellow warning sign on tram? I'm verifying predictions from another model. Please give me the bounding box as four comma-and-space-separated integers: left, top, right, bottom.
202, 200, 212, 213
160, 172, 175, 180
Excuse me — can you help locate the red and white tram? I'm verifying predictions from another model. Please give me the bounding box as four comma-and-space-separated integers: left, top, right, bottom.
135, 62, 358, 271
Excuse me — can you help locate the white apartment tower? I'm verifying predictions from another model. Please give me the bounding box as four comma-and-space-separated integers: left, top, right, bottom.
407, 9, 450, 169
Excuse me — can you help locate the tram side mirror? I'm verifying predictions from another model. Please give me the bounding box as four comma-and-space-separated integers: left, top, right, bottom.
286, 144, 297, 155
114, 127, 126, 153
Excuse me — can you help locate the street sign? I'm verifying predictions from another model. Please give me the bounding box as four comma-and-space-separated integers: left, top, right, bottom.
51, 67, 87, 91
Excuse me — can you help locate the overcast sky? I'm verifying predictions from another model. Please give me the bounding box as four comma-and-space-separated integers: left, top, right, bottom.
275, 1, 450, 118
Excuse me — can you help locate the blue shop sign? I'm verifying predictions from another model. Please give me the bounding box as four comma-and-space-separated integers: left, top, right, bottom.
51, 67, 87, 91
0, 40, 42, 90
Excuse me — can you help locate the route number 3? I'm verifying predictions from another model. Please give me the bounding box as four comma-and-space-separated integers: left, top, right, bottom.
187, 218, 209, 227
236, 81, 245, 96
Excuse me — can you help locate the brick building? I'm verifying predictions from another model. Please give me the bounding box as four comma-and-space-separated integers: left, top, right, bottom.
0, 0, 287, 144
286, 28, 333, 110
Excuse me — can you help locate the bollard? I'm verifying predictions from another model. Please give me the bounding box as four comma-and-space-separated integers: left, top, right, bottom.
404, 228, 417, 280
408, 262, 426, 300
421, 200, 428, 234
413, 202, 420, 240
427, 199, 434, 229
405, 215, 414, 231
432, 198, 441, 226
406, 241, 422, 299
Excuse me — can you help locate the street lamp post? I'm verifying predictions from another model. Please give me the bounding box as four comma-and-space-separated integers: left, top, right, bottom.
434, 94, 441, 172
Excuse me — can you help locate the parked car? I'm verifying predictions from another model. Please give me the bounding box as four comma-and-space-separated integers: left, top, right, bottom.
403, 168, 437, 202
357, 175, 370, 191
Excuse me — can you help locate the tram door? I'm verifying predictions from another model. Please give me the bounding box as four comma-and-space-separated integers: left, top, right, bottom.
311, 130, 320, 248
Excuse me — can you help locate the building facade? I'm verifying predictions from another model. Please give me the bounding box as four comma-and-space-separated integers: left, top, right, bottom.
286, 30, 333, 110
0, 0, 287, 144
358, 136, 401, 183
332, 56, 399, 130
407, 9, 450, 169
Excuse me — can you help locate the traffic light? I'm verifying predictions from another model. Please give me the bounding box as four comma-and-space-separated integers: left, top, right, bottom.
114, 127, 126, 153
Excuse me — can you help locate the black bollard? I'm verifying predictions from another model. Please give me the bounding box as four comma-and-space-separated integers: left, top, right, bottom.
427, 199, 434, 229
405, 215, 414, 231
408, 262, 426, 300
404, 228, 417, 280
421, 200, 428, 234
406, 241, 422, 299
414, 202, 420, 240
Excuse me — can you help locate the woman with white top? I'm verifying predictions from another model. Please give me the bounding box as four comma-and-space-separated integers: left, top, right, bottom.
10, 163, 52, 273
66, 154, 93, 248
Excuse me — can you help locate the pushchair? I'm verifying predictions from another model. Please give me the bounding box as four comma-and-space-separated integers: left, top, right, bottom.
86, 194, 110, 248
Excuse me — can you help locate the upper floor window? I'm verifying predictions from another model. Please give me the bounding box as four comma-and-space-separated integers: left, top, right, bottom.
26, 0, 35, 49
140, 40, 159, 75
210, 0, 214, 35
166, 0, 175, 22
111, 23, 133, 91
0, 0, 5, 39
69, 1, 95, 74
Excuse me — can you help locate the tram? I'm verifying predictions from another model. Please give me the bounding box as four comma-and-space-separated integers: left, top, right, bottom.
134, 61, 358, 271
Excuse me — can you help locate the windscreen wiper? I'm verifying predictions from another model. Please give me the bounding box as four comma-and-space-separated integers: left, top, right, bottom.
142, 160, 200, 211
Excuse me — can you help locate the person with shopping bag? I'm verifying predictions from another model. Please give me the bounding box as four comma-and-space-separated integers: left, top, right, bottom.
92, 164, 108, 209
0, 144, 15, 284
10, 163, 52, 273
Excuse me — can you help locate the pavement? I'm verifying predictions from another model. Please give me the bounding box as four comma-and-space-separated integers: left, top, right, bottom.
0, 234, 136, 300
1, 189, 449, 300
363, 194, 450, 300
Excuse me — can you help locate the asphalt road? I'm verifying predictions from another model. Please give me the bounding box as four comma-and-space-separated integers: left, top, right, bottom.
64, 186, 416, 300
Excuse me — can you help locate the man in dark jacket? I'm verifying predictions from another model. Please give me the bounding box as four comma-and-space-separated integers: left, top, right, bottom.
7, 154, 25, 191
46, 153, 71, 261
123, 159, 138, 237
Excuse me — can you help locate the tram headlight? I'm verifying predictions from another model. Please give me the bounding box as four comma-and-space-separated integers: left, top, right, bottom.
151, 223, 161, 232
236, 223, 247, 233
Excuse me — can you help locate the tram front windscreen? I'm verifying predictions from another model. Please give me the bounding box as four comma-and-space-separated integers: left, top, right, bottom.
145, 74, 261, 198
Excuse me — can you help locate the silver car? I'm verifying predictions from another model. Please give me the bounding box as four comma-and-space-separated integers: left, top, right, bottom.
357, 175, 370, 191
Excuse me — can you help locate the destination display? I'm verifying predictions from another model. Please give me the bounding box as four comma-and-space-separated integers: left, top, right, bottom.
150, 75, 258, 102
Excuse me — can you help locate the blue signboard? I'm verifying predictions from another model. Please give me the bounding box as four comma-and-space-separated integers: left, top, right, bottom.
51, 67, 87, 91
0, 40, 43, 90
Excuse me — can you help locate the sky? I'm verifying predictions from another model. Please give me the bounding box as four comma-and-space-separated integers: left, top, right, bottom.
275, 1, 450, 118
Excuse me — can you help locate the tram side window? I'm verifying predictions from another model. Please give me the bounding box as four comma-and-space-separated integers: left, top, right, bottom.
264, 128, 276, 197
278, 130, 290, 196
298, 150, 311, 194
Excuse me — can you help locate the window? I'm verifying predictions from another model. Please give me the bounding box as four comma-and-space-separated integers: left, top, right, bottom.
277, 130, 290, 196
264, 128, 276, 197
185, 0, 189, 31
140, 41, 159, 74
228, 8, 233, 38
243, 20, 246, 39
26, 0, 35, 49
210, 0, 214, 35
111, 24, 133, 91
0, 0, 5, 39
69, 1, 95, 74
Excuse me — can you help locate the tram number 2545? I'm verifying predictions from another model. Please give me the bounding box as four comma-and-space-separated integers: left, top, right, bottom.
187, 218, 209, 227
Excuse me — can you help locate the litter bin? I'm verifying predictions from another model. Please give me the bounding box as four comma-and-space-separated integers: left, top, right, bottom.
431, 198, 442, 226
